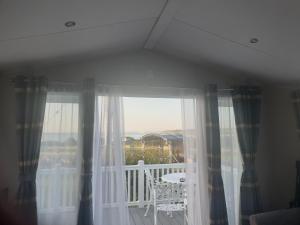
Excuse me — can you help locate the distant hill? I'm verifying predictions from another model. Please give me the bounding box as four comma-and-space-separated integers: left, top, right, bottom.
125, 132, 145, 140
43, 130, 183, 142
160, 130, 183, 135
125, 130, 183, 140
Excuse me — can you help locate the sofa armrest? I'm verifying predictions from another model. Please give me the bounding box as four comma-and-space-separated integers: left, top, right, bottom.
249, 208, 300, 225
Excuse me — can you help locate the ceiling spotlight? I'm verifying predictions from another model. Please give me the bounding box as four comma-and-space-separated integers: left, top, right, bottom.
64, 21, 76, 28
250, 38, 259, 44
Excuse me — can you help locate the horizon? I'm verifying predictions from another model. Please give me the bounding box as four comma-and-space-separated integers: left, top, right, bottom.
42, 129, 183, 136
43, 97, 182, 134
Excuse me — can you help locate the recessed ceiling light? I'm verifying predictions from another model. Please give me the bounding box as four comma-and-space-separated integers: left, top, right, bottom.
250, 38, 259, 44
64, 21, 76, 28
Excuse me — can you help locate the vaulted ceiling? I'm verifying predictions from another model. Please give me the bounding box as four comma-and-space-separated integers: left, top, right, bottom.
1, 0, 300, 82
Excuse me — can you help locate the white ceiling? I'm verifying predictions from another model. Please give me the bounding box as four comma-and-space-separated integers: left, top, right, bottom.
0, 0, 163, 65
1, 0, 300, 82
157, 0, 300, 82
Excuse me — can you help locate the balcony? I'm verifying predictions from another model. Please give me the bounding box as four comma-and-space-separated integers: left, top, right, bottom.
128, 207, 184, 225
36, 161, 186, 225
36, 161, 240, 225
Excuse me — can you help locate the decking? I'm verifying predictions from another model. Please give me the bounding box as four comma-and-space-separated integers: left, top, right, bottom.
129, 207, 184, 225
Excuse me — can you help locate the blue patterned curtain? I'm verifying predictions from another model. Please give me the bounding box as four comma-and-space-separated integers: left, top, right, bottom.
232, 86, 262, 225
291, 91, 300, 207
206, 84, 229, 225
292, 90, 300, 138
77, 79, 95, 225
15, 76, 48, 225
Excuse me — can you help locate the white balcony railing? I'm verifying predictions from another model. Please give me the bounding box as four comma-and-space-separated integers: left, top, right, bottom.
126, 160, 185, 207
36, 167, 80, 212
36, 161, 185, 212
36, 161, 240, 214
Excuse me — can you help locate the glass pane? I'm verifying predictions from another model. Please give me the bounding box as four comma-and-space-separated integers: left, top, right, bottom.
36, 93, 81, 225
219, 96, 243, 225
123, 97, 183, 165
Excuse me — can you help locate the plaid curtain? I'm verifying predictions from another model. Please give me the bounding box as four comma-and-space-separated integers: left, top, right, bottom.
206, 84, 228, 225
77, 79, 95, 225
291, 91, 300, 207
232, 86, 262, 225
292, 90, 300, 138
15, 76, 48, 225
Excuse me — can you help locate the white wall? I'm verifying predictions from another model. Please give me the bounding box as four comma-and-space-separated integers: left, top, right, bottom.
0, 50, 251, 202
33, 50, 245, 87
258, 85, 300, 210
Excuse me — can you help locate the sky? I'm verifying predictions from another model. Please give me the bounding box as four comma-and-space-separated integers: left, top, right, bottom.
43, 97, 182, 134
42, 102, 79, 134
123, 97, 182, 133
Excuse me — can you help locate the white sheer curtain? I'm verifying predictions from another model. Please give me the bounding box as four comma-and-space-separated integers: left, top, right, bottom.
36, 92, 82, 225
93, 88, 130, 225
218, 95, 243, 225
181, 91, 210, 225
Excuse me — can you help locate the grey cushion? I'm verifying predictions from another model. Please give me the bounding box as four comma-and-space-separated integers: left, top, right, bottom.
250, 208, 300, 225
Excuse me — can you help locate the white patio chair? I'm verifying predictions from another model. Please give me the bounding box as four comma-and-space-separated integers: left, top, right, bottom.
144, 168, 157, 217
144, 169, 188, 225
153, 183, 187, 225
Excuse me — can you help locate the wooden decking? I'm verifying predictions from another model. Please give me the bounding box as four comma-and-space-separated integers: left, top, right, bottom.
129, 207, 184, 225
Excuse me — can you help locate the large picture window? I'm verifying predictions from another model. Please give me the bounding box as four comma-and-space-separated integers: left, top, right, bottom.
36, 87, 224, 225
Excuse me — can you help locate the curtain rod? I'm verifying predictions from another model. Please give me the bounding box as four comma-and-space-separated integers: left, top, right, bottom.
10, 78, 245, 91
218, 86, 262, 92
10, 78, 205, 91
10, 79, 79, 87
10, 78, 73, 84
218, 88, 234, 91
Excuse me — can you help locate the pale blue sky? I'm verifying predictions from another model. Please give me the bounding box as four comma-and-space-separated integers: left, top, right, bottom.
123, 97, 182, 133
44, 97, 182, 134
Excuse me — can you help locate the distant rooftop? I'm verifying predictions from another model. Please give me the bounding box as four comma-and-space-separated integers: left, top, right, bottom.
141, 132, 183, 143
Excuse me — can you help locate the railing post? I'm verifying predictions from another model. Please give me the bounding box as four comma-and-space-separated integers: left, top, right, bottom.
138, 160, 145, 208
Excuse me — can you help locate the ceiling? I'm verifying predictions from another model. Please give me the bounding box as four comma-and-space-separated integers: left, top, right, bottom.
1, 0, 300, 82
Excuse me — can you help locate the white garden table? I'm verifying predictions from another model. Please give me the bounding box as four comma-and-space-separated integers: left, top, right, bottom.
159, 172, 187, 222
161, 172, 186, 184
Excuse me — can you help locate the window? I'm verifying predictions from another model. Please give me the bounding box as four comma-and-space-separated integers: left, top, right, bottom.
36, 93, 81, 225
123, 97, 184, 165
36, 89, 232, 225
218, 95, 243, 225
